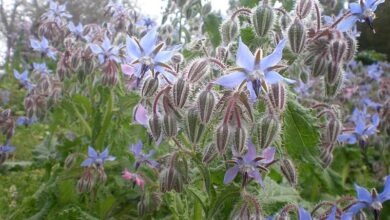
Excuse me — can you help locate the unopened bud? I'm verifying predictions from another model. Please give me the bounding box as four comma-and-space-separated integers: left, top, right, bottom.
266, 82, 287, 115
329, 39, 347, 63
77, 170, 95, 193
197, 90, 216, 124
171, 53, 183, 64
216, 124, 231, 154
202, 143, 218, 164
70, 49, 82, 72
296, 0, 313, 19
159, 167, 183, 193
343, 33, 357, 63
311, 55, 328, 77
324, 72, 343, 97
280, 14, 291, 31
64, 153, 77, 169
256, 115, 281, 149
149, 115, 162, 141
138, 192, 162, 216
142, 77, 159, 97
288, 18, 306, 54
172, 78, 190, 108
234, 127, 247, 154
252, 4, 274, 37
162, 114, 177, 138
187, 58, 209, 83
280, 159, 298, 186
326, 118, 342, 144
221, 19, 239, 45
202, 2, 212, 15
216, 46, 228, 62
184, 108, 205, 144
325, 62, 341, 85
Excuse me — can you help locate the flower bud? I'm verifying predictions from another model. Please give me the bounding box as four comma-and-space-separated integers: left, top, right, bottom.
187, 58, 209, 83
138, 192, 162, 216
329, 39, 347, 63
288, 18, 306, 54
70, 49, 82, 72
202, 143, 218, 164
83, 58, 96, 75
280, 13, 291, 31
343, 33, 357, 63
96, 167, 107, 183
325, 62, 341, 85
216, 46, 228, 62
159, 167, 183, 193
296, 0, 313, 19
64, 153, 77, 169
252, 4, 274, 37
183, 3, 193, 20
142, 77, 159, 97
162, 114, 177, 138
171, 53, 183, 64
256, 115, 281, 149
324, 72, 343, 98
102, 61, 118, 86
234, 127, 247, 154
320, 151, 333, 167
184, 108, 205, 144
202, 2, 212, 15
172, 78, 190, 108
197, 90, 216, 124
311, 55, 328, 77
221, 19, 239, 45
216, 124, 231, 154
325, 118, 342, 144
266, 82, 287, 115
77, 170, 95, 193
280, 159, 298, 186
149, 114, 162, 141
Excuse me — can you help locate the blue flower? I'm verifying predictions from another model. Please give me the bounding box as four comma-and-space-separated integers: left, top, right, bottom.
347, 175, 390, 216
338, 112, 379, 145
89, 36, 121, 64
130, 140, 159, 170
223, 142, 275, 187
13, 69, 34, 91
0, 143, 15, 154
338, 0, 385, 32
30, 37, 57, 60
126, 28, 178, 82
42, 1, 72, 24
33, 62, 51, 75
298, 207, 312, 220
68, 22, 84, 37
326, 206, 354, 220
16, 116, 38, 126
214, 39, 295, 101
81, 146, 116, 167
367, 63, 383, 81
137, 17, 157, 28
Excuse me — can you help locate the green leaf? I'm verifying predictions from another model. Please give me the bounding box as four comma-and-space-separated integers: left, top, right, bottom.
283, 98, 320, 163
207, 186, 240, 219
203, 13, 222, 48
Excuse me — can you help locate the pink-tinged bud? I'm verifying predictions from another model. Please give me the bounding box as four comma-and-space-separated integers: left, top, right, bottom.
197, 90, 216, 124
187, 58, 209, 83
102, 60, 119, 86
311, 55, 328, 77
77, 170, 95, 193
296, 0, 313, 19
172, 78, 190, 108
280, 159, 298, 186
252, 4, 274, 37
216, 123, 231, 154
231, 194, 262, 220
256, 115, 281, 149
343, 33, 357, 63
220, 19, 239, 45
266, 82, 287, 115
202, 143, 218, 164
141, 77, 159, 97
149, 115, 162, 141
122, 168, 133, 180
184, 108, 205, 144
233, 127, 247, 154
70, 49, 82, 72
329, 39, 347, 63
56, 64, 68, 81
159, 167, 183, 193
288, 18, 306, 54
162, 114, 178, 138
324, 72, 343, 98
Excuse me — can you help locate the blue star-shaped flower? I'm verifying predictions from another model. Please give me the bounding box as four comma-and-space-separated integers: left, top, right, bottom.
338, 112, 379, 145
80, 146, 116, 167
30, 37, 57, 60
33, 62, 51, 74
68, 22, 84, 38
130, 140, 159, 170
13, 69, 34, 91
89, 36, 121, 64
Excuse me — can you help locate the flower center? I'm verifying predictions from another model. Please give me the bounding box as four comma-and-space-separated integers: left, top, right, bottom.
371, 201, 383, 211
363, 8, 375, 19
140, 56, 153, 66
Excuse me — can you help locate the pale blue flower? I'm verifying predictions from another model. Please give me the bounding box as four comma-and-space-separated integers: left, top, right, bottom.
42, 1, 72, 24
13, 69, 34, 91
81, 146, 116, 167
298, 207, 312, 220
68, 22, 84, 37
89, 36, 121, 64
130, 140, 159, 170
338, 113, 380, 145
33, 62, 51, 74
16, 116, 38, 126
215, 39, 295, 101
30, 37, 57, 60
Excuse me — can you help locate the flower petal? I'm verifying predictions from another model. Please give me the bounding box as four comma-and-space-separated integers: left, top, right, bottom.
154, 50, 174, 63
223, 166, 239, 184
337, 15, 359, 32
126, 36, 141, 59
354, 183, 372, 203
88, 146, 98, 158
265, 71, 295, 84
214, 71, 247, 89
236, 39, 254, 71
244, 141, 257, 163
140, 28, 158, 55
80, 158, 94, 167
349, 3, 363, 14
134, 104, 148, 127
89, 44, 103, 54
249, 170, 264, 187
260, 39, 287, 71
132, 140, 143, 156
338, 133, 357, 144
379, 175, 390, 202
298, 207, 312, 220
347, 202, 367, 214
260, 147, 275, 164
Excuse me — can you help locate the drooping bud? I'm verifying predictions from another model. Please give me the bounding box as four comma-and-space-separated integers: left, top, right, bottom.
288, 18, 306, 54
329, 39, 347, 63
172, 78, 190, 108
64, 153, 77, 169
184, 108, 205, 144
266, 82, 287, 115
70, 49, 82, 72
280, 159, 298, 186
159, 167, 183, 193
216, 124, 231, 154
83, 58, 96, 75
171, 53, 184, 64
325, 62, 341, 85
202, 2, 212, 15
187, 58, 209, 83
216, 46, 228, 62
311, 55, 328, 77
296, 0, 313, 19
320, 151, 333, 167
325, 118, 342, 144
280, 13, 291, 31
202, 143, 218, 164
197, 90, 216, 124
252, 4, 274, 37
231, 195, 262, 220
343, 33, 357, 63
233, 127, 247, 154
142, 77, 159, 97
162, 114, 177, 138
256, 115, 281, 149
138, 192, 162, 216
324, 72, 343, 97
149, 114, 162, 141
77, 170, 95, 193
221, 19, 239, 45
96, 167, 107, 183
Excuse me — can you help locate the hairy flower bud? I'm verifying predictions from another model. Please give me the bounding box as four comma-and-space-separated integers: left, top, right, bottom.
296, 0, 313, 19
171, 53, 184, 64
324, 72, 343, 97
343, 33, 357, 63
216, 46, 228, 62
320, 151, 333, 167
252, 4, 274, 37
202, 2, 212, 15
288, 18, 306, 54
221, 19, 239, 45
184, 108, 205, 144
329, 39, 347, 63
197, 90, 216, 124
172, 78, 190, 108
162, 114, 177, 138
234, 127, 247, 154
280, 13, 291, 31
159, 167, 183, 193
266, 82, 287, 115
64, 153, 77, 169
325, 118, 342, 144
149, 115, 162, 141
138, 192, 162, 216
142, 77, 159, 97
187, 58, 209, 83
216, 124, 231, 154
202, 143, 218, 164
311, 55, 328, 77
77, 170, 95, 193
70, 49, 82, 72
280, 159, 298, 186
256, 115, 281, 149
325, 62, 341, 85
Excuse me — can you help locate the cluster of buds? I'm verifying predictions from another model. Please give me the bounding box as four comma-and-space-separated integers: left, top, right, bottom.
0, 109, 15, 140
